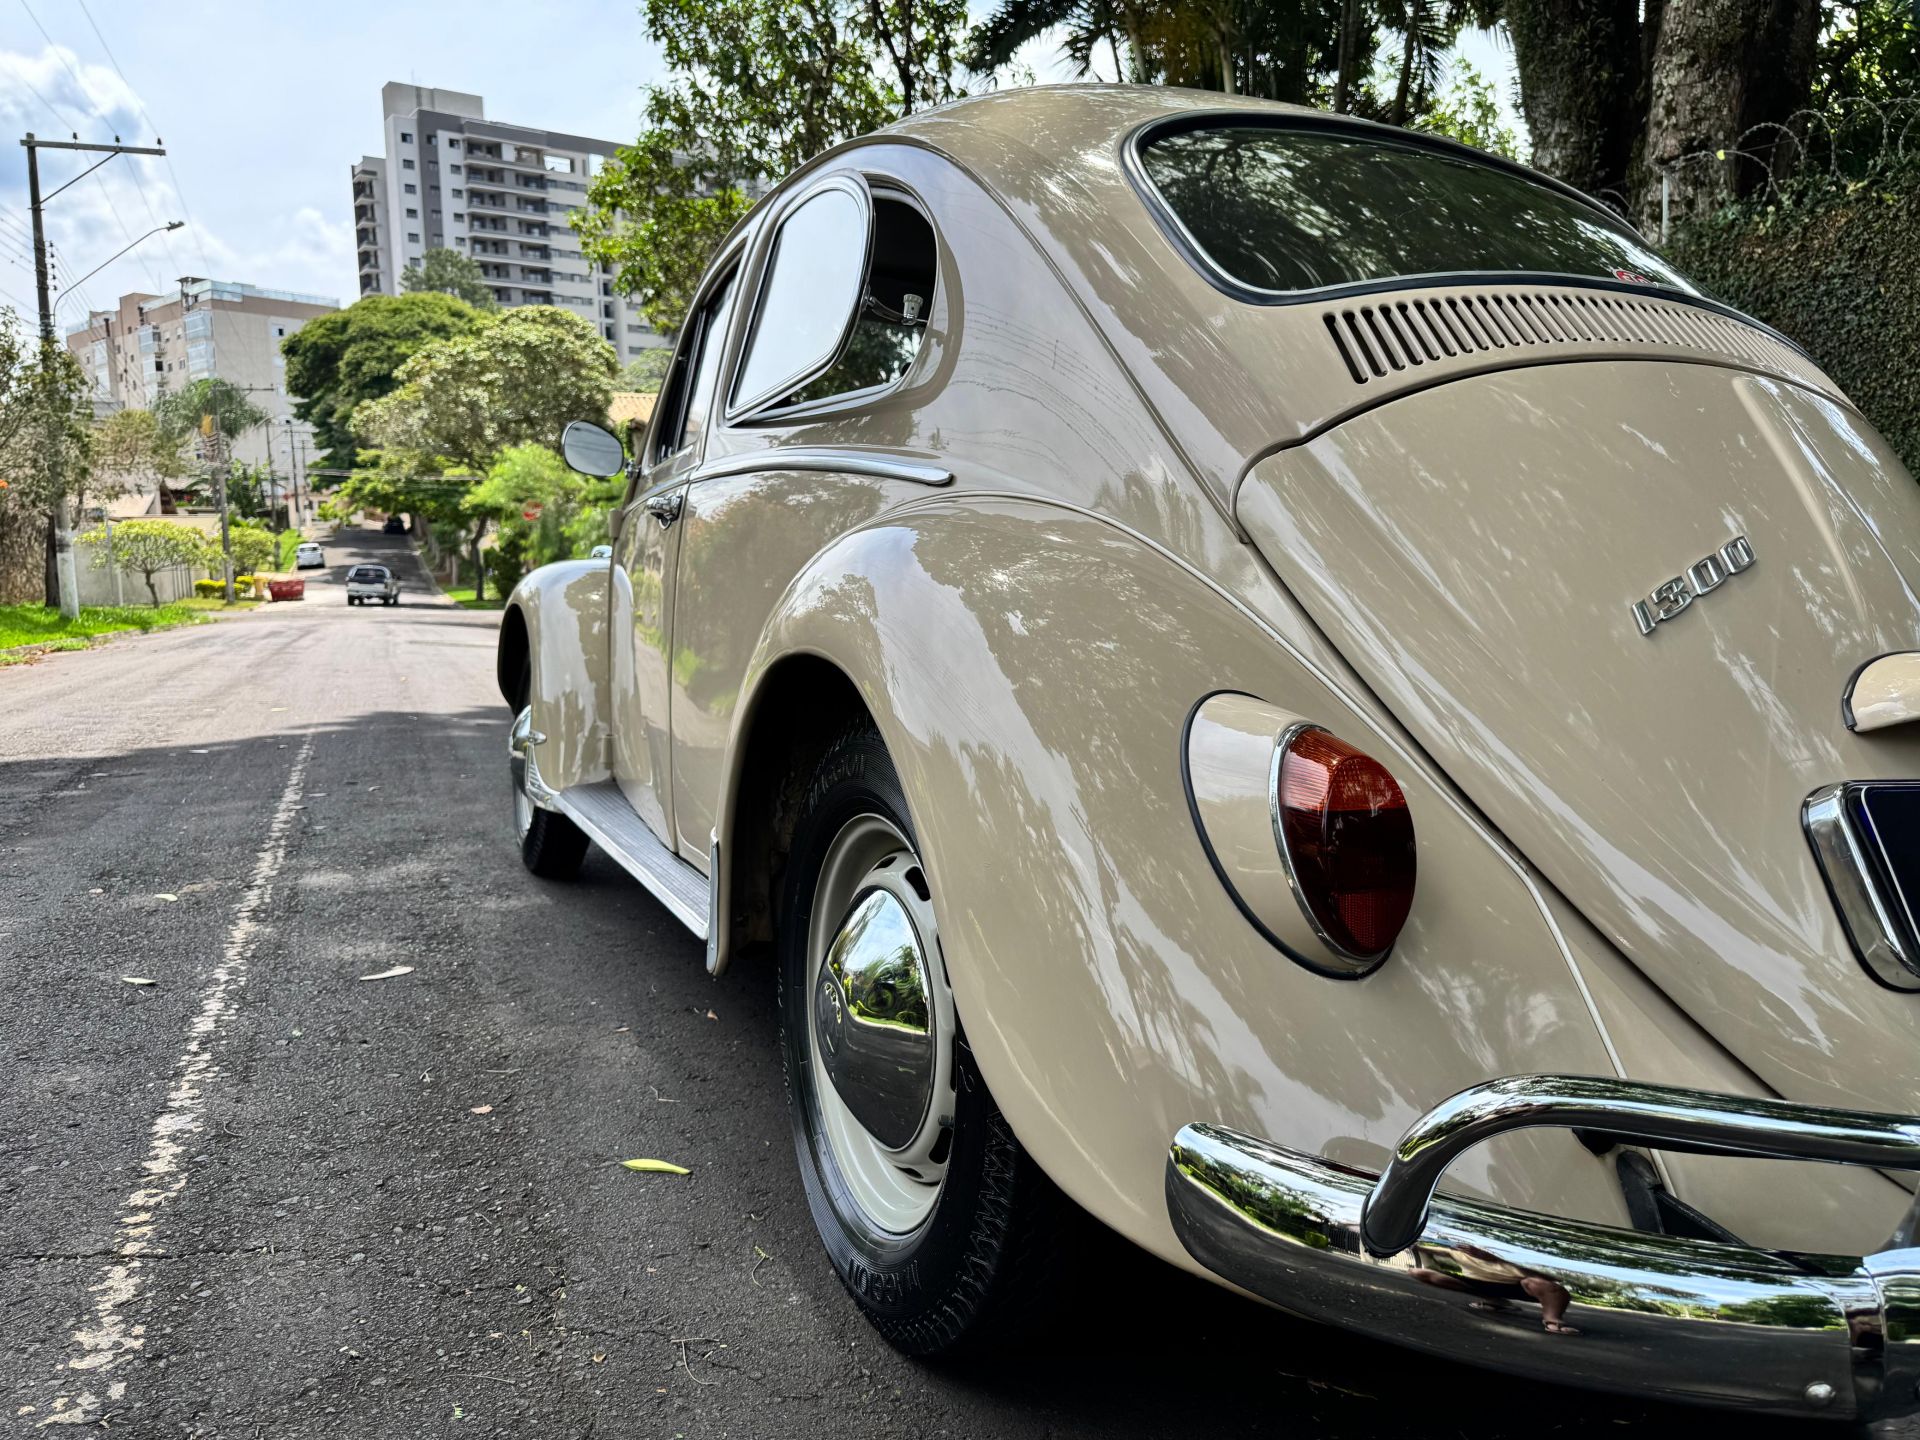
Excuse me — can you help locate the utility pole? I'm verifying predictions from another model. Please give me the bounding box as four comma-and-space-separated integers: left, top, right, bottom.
202, 412, 234, 603
22, 132, 168, 619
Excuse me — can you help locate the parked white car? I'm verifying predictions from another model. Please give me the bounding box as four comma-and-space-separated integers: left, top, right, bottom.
294, 542, 325, 570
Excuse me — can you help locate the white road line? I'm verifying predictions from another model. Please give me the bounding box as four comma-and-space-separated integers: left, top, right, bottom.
35, 738, 315, 1429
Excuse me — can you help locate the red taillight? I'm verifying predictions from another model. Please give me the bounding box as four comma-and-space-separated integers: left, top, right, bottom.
1275, 726, 1416, 962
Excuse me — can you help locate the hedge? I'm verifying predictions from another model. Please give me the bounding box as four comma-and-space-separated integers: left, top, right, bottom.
1667, 157, 1920, 468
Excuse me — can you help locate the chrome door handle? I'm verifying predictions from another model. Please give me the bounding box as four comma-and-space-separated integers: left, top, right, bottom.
644, 491, 684, 528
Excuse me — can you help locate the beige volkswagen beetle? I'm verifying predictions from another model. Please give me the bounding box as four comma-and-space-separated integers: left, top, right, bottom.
501, 85, 1920, 1419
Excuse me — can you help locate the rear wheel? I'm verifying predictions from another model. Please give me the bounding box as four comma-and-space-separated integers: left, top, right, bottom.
777, 722, 1075, 1355
510, 704, 587, 879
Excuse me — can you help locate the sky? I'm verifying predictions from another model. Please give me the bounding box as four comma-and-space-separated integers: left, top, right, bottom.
0, 1, 1521, 334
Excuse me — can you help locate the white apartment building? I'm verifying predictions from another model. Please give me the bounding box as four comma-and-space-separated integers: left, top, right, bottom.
352, 83, 666, 360
64, 277, 337, 474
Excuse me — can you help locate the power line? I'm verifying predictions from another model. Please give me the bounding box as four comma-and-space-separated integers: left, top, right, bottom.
0, 51, 79, 131
16, 0, 166, 291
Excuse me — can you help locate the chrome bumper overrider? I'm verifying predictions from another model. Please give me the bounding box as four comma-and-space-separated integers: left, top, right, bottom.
1167, 1076, 1920, 1419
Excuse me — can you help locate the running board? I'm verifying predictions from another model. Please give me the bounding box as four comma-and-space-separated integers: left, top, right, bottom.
553, 781, 710, 938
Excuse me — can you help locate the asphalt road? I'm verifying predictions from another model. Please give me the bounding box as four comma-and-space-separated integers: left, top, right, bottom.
0, 524, 1829, 1438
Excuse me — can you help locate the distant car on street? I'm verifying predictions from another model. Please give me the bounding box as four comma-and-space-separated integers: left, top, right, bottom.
383, 516, 406, 534
294, 542, 325, 570
346, 564, 398, 607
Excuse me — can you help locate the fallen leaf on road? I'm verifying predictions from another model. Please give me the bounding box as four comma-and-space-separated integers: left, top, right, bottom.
358, 965, 414, 982
152, 893, 178, 902
592, 1353, 605, 1364
120, 976, 157, 987
188, 749, 209, 755
88, 887, 103, 895
470, 1105, 493, 1115
366, 785, 381, 792
621, 1158, 691, 1176
705, 1009, 718, 1021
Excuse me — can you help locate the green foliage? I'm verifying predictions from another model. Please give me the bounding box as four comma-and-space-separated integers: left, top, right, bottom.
225, 522, 277, 578
155, 378, 268, 459
1667, 154, 1920, 467
194, 576, 261, 598
224, 462, 281, 523
276, 529, 304, 571
93, 408, 186, 496
0, 338, 94, 526
484, 526, 531, 598
575, 0, 968, 335
81, 518, 210, 606
354, 306, 618, 474
401, 247, 499, 309
619, 348, 675, 392
349, 309, 616, 602
466, 442, 621, 574
1815, 0, 1920, 108
280, 292, 484, 474
1412, 60, 1524, 160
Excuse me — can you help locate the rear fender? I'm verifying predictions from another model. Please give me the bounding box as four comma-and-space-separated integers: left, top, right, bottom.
721, 495, 1638, 1271
498, 559, 614, 793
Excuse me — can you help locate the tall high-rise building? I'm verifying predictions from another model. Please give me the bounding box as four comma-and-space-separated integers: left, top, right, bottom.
352, 83, 665, 360
64, 277, 337, 473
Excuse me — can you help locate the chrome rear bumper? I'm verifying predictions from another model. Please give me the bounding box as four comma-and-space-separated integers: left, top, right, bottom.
1167, 1076, 1920, 1420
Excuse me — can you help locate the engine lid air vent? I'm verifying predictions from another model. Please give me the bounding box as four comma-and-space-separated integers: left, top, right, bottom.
1324, 289, 1813, 389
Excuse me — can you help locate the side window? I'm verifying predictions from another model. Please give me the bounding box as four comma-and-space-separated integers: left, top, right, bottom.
651, 267, 737, 466
781, 198, 935, 409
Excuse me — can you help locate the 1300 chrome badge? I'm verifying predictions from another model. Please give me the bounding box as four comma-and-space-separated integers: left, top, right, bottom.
1631, 536, 1755, 636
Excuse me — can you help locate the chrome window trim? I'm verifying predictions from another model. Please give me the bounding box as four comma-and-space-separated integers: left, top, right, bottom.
1268, 720, 1390, 976
726, 172, 877, 422
691, 448, 952, 487
1803, 782, 1920, 991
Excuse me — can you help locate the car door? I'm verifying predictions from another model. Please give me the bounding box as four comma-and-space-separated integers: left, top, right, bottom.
609, 255, 742, 840
664, 170, 948, 862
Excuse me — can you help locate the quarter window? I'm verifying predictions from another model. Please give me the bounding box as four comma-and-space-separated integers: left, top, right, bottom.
652, 268, 738, 464
782, 198, 935, 409
731, 182, 871, 414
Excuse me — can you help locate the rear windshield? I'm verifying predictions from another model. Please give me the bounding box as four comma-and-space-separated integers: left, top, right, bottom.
351, 568, 388, 581
1137, 124, 1695, 297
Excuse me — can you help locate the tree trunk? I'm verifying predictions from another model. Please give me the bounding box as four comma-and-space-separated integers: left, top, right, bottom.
1391, 15, 1417, 127
144, 572, 159, 608
1638, 0, 1802, 227
1333, 0, 1362, 112
1506, 0, 1644, 200
469, 520, 488, 603
43, 517, 57, 607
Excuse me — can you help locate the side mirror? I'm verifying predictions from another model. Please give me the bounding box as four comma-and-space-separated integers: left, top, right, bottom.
589, 545, 613, 560
562, 419, 626, 478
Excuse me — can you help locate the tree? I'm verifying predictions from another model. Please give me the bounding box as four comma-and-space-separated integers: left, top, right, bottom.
1, 340, 96, 606
619, 348, 675, 392
401, 247, 499, 310
280, 293, 484, 474
225, 521, 276, 577
352, 306, 617, 599
1413, 59, 1524, 158
576, 0, 970, 335
155, 378, 269, 464
93, 408, 187, 506
82, 518, 208, 607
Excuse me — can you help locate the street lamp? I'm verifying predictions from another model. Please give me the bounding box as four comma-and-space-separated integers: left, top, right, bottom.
53, 221, 186, 308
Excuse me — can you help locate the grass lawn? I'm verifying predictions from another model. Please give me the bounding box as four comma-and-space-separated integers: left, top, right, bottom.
0, 601, 228, 658
445, 586, 506, 611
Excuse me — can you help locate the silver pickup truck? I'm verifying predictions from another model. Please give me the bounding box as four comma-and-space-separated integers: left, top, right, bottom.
345, 564, 399, 607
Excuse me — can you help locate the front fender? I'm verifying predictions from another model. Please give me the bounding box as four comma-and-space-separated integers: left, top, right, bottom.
725, 495, 1677, 1273
499, 559, 613, 793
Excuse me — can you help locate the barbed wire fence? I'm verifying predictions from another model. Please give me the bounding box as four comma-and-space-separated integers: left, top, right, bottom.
1647, 97, 1920, 241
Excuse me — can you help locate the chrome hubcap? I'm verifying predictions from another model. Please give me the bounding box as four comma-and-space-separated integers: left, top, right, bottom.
807, 814, 954, 1234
